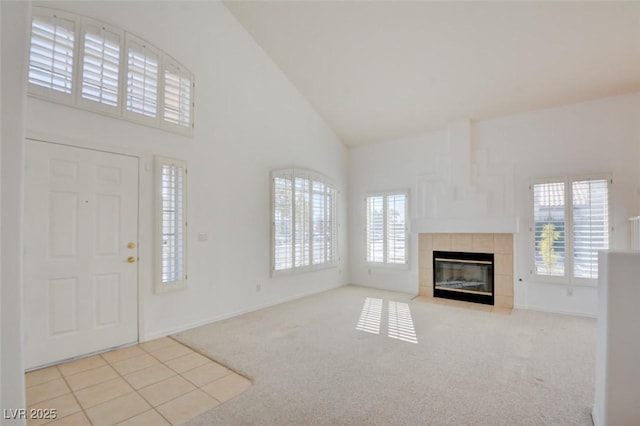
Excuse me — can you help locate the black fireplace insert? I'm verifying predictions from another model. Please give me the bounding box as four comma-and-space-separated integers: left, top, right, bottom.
433, 251, 494, 305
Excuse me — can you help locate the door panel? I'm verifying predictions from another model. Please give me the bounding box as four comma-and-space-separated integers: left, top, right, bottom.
24, 140, 139, 369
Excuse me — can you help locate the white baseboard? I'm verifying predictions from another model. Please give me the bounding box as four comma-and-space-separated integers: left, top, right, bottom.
525, 304, 597, 319
141, 283, 346, 342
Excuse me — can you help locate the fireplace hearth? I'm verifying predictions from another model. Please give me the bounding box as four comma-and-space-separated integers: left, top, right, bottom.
433, 251, 494, 305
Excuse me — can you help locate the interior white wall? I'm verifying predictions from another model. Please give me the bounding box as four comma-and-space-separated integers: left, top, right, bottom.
1, 0, 30, 419
19, 0, 348, 346
349, 92, 640, 316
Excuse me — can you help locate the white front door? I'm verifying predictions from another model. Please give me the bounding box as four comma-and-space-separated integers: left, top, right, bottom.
24, 140, 139, 369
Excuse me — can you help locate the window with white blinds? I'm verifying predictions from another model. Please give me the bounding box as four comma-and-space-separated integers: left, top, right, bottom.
28, 9, 75, 97
532, 176, 610, 283
80, 20, 121, 109
163, 60, 193, 130
156, 157, 188, 292
272, 169, 337, 274
27, 7, 195, 136
126, 36, 159, 120
366, 191, 408, 265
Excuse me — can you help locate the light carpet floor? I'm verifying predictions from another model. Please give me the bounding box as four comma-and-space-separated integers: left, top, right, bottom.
174, 285, 596, 425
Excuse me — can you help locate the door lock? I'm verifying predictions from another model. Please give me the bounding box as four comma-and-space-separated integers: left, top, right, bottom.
127, 242, 136, 249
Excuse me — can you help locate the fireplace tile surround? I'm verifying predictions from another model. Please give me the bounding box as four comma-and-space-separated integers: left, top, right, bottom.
419, 233, 514, 309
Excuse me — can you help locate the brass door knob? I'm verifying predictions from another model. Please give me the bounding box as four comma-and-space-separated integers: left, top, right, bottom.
127, 256, 136, 263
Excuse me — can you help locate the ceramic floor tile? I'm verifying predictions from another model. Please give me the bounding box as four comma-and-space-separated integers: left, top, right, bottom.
73, 377, 135, 409
115, 409, 170, 426
139, 337, 178, 353
147, 343, 193, 362
65, 365, 119, 392
26, 378, 70, 405
112, 353, 159, 375
45, 412, 91, 426
84, 392, 150, 426
101, 345, 146, 365
156, 389, 219, 425
123, 364, 176, 390
27, 393, 81, 426
26, 366, 62, 388
138, 375, 196, 407
201, 373, 252, 403
57, 356, 108, 377
181, 362, 230, 387
164, 352, 210, 374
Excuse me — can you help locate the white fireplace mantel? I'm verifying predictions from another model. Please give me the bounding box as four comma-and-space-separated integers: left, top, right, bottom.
411, 216, 520, 234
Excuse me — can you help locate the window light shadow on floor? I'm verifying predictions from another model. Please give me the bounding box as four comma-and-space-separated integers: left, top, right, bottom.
356, 297, 418, 343
356, 297, 383, 334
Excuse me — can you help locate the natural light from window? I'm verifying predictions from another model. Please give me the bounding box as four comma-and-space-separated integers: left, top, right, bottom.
356, 298, 418, 343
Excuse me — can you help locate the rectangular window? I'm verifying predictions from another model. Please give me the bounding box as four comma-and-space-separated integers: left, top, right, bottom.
80, 19, 121, 110
163, 59, 194, 133
125, 35, 159, 121
272, 169, 337, 273
532, 176, 610, 282
156, 157, 187, 292
366, 191, 408, 265
28, 8, 76, 99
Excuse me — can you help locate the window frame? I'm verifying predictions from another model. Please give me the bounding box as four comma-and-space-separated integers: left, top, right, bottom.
28, 7, 78, 105
155, 156, 188, 293
27, 7, 195, 137
270, 168, 338, 276
530, 174, 612, 286
365, 190, 410, 268
77, 16, 124, 116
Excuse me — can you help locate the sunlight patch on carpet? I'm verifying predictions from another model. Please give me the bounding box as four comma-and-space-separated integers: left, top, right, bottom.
356, 297, 383, 334
388, 301, 418, 344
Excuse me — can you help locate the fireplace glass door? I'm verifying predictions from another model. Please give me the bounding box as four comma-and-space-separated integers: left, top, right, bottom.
433, 251, 494, 305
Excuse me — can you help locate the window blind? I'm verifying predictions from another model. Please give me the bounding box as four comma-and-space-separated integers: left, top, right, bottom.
81, 22, 120, 107
366, 195, 384, 263
273, 174, 293, 271
294, 175, 311, 268
387, 193, 407, 264
126, 38, 159, 118
164, 62, 192, 128
271, 169, 336, 273
160, 161, 185, 285
572, 179, 609, 279
28, 11, 75, 94
533, 182, 566, 276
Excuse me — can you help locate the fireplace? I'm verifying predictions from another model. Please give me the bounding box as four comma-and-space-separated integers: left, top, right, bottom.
433, 251, 494, 305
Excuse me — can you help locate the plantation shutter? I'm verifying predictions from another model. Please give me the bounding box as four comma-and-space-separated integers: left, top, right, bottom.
533, 182, 566, 276
160, 159, 186, 286
294, 175, 311, 268
163, 60, 193, 129
273, 173, 293, 271
126, 36, 159, 119
572, 179, 609, 279
366, 195, 384, 262
326, 186, 335, 263
80, 20, 121, 108
28, 9, 75, 96
311, 180, 326, 265
387, 193, 407, 264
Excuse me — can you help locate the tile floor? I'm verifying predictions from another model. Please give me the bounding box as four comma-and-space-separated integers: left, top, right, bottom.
25, 337, 252, 425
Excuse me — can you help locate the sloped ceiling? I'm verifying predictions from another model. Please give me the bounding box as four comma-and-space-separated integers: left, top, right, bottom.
224, 1, 640, 146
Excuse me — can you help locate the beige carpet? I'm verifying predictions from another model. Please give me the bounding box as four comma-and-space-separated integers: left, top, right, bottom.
174, 285, 596, 425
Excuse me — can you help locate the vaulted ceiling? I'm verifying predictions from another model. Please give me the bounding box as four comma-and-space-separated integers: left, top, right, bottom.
224, 1, 640, 147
